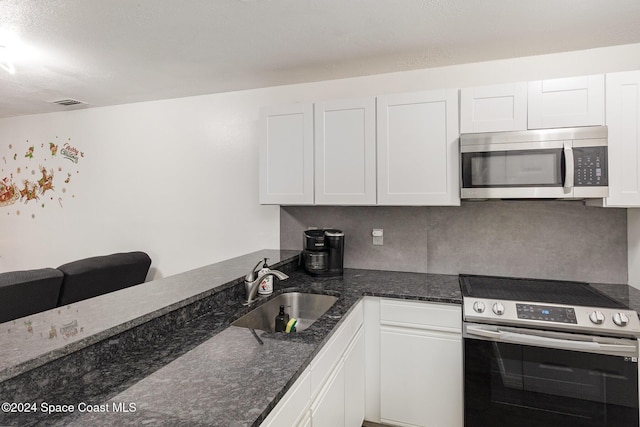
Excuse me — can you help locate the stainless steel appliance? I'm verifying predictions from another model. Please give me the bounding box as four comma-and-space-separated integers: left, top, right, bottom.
301, 229, 344, 277
460, 274, 640, 427
460, 126, 608, 199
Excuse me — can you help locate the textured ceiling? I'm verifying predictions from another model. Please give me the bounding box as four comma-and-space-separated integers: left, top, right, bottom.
1, 0, 640, 118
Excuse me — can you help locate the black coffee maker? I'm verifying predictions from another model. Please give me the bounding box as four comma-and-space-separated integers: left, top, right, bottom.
301, 229, 344, 277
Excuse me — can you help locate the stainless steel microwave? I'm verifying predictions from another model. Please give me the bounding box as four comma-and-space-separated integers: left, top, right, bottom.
460, 126, 608, 199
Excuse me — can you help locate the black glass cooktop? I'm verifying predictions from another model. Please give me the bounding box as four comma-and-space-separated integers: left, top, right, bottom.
459, 274, 626, 309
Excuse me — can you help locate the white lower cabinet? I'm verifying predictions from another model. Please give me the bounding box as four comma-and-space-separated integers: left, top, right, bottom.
344, 328, 366, 427
366, 298, 463, 427
262, 298, 462, 427
380, 327, 462, 426
260, 369, 311, 427
299, 411, 312, 427
260, 301, 364, 427
311, 327, 366, 427
311, 361, 346, 426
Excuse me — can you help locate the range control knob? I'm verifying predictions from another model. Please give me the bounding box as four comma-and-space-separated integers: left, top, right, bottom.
492, 302, 505, 316
613, 312, 630, 327
589, 311, 605, 325
473, 301, 486, 313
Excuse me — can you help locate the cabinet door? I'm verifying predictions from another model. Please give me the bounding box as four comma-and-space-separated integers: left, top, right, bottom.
528, 75, 604, 129
380, 327, 463, 427
377, 90, 460, 205
260, 104, 314, 204
260, 370, 311, 427
315, 98, 376, 205
311, 362, 345, 427
604, 70, 640, 207
344, 328, 365, 427
298, 410, 312, 427
460, 82, 527, 133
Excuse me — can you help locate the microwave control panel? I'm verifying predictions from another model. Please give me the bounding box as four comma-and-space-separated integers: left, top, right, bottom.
573, 146, 608, 187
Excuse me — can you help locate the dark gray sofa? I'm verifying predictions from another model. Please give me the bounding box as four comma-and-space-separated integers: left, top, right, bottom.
0, 251, 151, 323
57, 251, 151, 306
0, 268, 64, 324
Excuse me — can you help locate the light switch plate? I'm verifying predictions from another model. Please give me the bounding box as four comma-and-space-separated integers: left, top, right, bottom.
372, 229, 383, 246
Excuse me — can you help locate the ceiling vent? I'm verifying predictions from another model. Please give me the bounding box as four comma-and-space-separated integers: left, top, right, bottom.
51, 98, 86, 106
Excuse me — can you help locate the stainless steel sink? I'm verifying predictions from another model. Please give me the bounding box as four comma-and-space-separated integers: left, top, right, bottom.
232, 292, 338, 333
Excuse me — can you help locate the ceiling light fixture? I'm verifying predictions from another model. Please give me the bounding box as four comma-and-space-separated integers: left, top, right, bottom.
0, 28, 41, 75
0, 45, 16, 74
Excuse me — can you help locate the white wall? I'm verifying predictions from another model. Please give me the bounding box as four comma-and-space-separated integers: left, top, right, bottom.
0, 92, 283, 278
2, 42, 640, 279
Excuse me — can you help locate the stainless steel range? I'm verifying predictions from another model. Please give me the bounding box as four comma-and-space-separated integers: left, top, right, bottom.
460, 274, 640, 427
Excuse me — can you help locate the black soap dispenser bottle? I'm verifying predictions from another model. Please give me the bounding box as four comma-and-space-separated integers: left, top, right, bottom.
274, 305, 289, 332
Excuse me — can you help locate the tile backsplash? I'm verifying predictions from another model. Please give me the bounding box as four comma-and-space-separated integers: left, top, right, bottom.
280, 201, 627, 284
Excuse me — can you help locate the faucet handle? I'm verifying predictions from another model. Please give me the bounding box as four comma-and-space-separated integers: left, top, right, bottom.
245, 259, 264, 282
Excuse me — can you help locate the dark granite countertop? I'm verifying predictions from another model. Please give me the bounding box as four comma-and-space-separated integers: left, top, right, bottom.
1, 249, 638, 427
0, 252, 461, 427
0, 250, 302, 383
48, 269, 463, 427
591, 282, 640, 314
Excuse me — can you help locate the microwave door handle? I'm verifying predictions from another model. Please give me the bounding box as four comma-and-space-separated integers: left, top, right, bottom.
563, 143, 574, 191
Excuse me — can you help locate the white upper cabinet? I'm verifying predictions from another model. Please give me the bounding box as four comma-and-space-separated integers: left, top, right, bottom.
528, 74, 605, 129
377, 89, 460, 206
460, 82, 527, 133
259, 104, 314, 205
314, 98, 377, 205
460, 75, 605, 133
603, 70, 640, 207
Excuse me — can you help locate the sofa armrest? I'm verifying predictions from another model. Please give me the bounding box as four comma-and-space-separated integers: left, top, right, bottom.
57, 251, 152, 306
0, 268, 64, 323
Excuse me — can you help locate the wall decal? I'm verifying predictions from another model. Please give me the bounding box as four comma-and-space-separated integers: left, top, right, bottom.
0, 177, 18, 206
1, 137, 84, 217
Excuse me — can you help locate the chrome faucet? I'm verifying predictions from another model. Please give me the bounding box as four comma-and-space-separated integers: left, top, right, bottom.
243, 259, 289, 305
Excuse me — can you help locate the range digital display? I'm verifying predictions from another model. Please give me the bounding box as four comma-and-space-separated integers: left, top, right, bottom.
516, 303, 577, 324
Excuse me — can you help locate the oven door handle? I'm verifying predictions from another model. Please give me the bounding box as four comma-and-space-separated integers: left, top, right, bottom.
466, 326, 638, 355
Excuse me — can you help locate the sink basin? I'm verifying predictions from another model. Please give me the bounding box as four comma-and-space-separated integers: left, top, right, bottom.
232, 292, 339, 332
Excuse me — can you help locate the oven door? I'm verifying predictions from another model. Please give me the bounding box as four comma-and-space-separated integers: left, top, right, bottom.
464, 323, 639, 427
460, 141, 571, 199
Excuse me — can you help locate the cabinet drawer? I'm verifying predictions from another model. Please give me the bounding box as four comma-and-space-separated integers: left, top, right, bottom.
310, 301, 363, 397
380, 299, 460, 332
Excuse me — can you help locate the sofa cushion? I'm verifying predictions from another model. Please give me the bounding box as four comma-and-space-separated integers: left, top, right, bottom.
0, 268, 64, 323
57, 251, 152, 306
